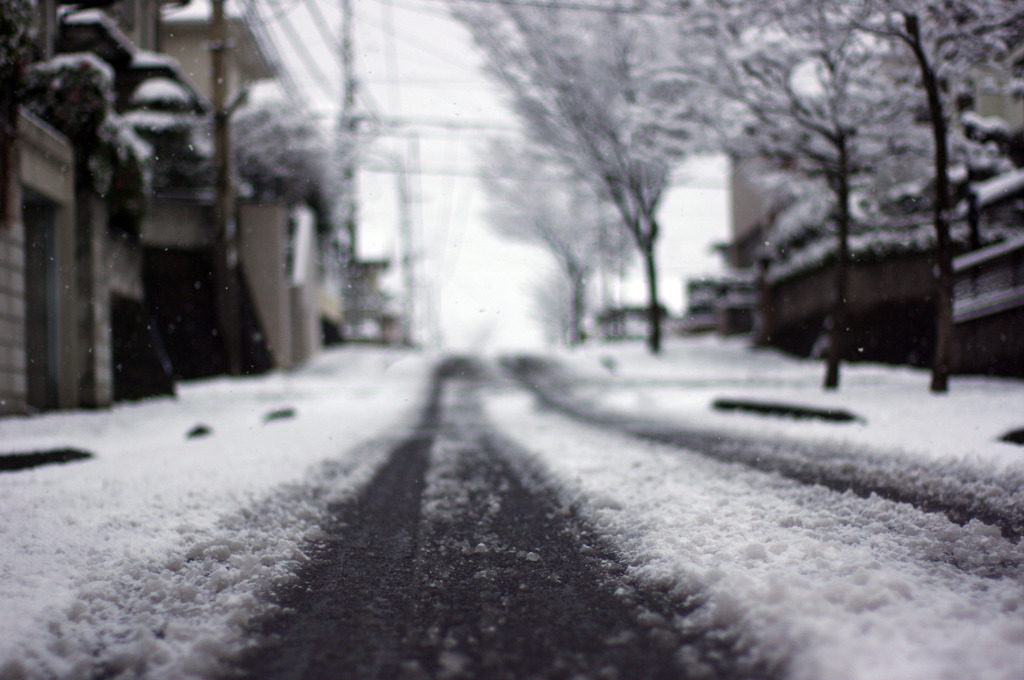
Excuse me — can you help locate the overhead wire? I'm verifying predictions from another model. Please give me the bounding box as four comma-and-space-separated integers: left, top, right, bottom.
355, 2, 487, 74
411, 0, 679, 16
250, 0, 339, 102
237, 0, 306, 103
244, 0, 305, 24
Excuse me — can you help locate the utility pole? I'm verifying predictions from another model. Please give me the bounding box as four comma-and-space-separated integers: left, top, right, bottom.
211, 0, 242, 375
340, 0, 358, 260
397, 135, 419, 346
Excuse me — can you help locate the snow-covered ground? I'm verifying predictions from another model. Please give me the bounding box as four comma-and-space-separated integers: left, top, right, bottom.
484, 337, 1024, 680
552, 335, 1024, 472
1, 336, 1022, 680
0, 347, 433, 679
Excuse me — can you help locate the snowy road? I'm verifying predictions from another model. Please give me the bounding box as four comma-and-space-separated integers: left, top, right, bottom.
224, 354, 1022, 680
1, 342, 1022, 679
231, 358, 754, 680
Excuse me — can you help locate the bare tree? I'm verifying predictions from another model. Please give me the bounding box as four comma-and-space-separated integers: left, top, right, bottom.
453, 1, 697, 353
532, 268, 574, 346
856, 0, 1024, 393
481, 138, 627, 345
685, 0, 919, 389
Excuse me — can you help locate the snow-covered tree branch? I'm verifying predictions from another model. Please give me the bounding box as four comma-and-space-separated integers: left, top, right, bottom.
452, 0, 699, 353
480, 138, 629, 345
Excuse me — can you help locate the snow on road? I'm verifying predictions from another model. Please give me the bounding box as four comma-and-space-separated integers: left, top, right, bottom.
0, 348, 433, 679
484, 390, 1024, 680
1, 336, 1022, 679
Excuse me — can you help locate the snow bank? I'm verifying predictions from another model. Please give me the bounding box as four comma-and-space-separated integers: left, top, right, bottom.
483, 391, 1024, 680
0, 348, 433, 679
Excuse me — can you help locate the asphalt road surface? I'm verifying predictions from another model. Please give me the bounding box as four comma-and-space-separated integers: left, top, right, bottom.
229, 358, 769, 680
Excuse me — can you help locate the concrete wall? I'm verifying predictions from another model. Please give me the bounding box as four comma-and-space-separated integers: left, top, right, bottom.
289, 207, 321, 365
238, 202, 290, 368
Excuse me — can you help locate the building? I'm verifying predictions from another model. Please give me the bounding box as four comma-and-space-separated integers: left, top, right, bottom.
0, 0, 344, 416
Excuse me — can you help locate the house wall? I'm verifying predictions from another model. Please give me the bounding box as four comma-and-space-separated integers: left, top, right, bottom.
289, 206, 321, 365
953, 306, 1024, 376
951, 238, 1024, 376
16, 111, 78, 412
139, 200, 211, 249
238, 202, 290, 368
729, 157, 771, 269
75, 191, 112, 408
0, 141, 26, 415
161, 13, 274, 106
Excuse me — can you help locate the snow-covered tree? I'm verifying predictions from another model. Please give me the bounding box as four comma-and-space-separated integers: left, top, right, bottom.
453, 1, 698, 353
532, 267, 575, 346
0, 0, 34, 226
856, 0, 1024, 393
481, 138, 628, 346
123, 76, 210, 196
231, 98, 332, 208
683, 0, 921, 389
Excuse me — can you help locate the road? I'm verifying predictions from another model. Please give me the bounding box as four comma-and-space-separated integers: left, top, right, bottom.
229, 358, 767, 680
225, 355, 1022, 680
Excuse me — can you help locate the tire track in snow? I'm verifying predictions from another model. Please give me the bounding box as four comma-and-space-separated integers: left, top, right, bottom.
501, 355, 1024, 545
230, 358, 770, 680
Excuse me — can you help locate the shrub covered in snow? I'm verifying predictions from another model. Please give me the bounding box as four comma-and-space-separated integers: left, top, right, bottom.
20, 54, 114, 148
0, 0, 32, 84
123, 78, 213, 195
20, 54, 152, 229
129, 77, 194, 114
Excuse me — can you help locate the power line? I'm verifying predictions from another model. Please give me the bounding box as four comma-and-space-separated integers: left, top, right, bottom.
251, 0, 338, 101
416, 0, 678, 16
238, 0, 305, 102
355, 4, 486, 73
244, 0, 305, 24
363, 164, 725, 189
300, 0, 343, 56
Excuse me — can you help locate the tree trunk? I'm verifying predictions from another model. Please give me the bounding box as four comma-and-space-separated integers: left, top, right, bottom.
904, 13, 952, 393
824, 139, 851, 390
642, 241, 661, 354
568, 264, 586, 346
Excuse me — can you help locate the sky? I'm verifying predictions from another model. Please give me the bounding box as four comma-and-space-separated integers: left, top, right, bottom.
212, 0, 730, 349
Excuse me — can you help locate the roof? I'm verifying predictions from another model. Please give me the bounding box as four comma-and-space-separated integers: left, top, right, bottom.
973, 168, 1024, 209
57, 9, 210, 112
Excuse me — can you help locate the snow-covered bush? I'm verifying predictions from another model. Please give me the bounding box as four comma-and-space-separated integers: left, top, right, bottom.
129, 77, 193, 114
123, 78, 212, 194
20, 54, 152, 229
90, 116, 152, 230
0, 0, 32, 84
20, 54, 113, 148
